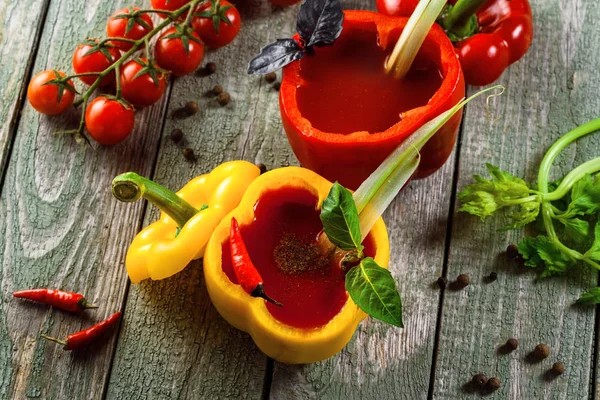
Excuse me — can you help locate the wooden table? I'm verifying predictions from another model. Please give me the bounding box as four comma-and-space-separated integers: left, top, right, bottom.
1, 0, 598, 398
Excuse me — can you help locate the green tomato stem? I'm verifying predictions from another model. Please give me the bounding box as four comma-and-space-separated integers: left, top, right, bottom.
112, 172, 198, 228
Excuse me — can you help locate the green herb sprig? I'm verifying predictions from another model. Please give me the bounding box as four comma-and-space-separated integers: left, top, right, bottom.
458, 118, 600, 301
319, 86, 503, 327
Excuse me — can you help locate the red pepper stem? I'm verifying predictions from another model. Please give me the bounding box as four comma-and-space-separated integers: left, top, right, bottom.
40, 334, 67, 347
112, 172, 199, 228
441, 0, 487, 33
251, 283, 283, 307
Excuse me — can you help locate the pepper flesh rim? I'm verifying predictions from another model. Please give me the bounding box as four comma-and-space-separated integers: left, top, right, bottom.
203, 167, 390, 364
280, 10, 464, 145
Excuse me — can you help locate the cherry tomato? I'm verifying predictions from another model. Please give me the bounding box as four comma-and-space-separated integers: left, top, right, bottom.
375, 0, 418, 16
27, 70, 76, 115
155, 27, 204, 76
120, 58, 167, 108
192, 0, 241, 48
85, 96, 135, 145
106, 8, 154, 51
72, 40, 121, 86
456, 34, 510, 87
267, 0, 302, 6
150, 0, 191, 18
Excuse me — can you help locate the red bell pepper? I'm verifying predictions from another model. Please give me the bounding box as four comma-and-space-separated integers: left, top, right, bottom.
377, 0, 533, 86
280, 10, 465, 190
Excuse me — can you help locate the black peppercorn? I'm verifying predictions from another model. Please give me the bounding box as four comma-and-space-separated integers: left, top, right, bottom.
257, 163, 267, 174
183, 148, 195, 161
534, 344, 550, 360
551, 362, 565, 375
217, 92, 231, 106
212, 84, 223, 95
184, 101, 198, 115
488, 271, 498, 281
455, 274, 470, 289
505, 338, 518, 351
205, 62, 216, 74
273, 82, 281, 91
170, 128, 183, 143
436, 277, 448, 289
471, 373, 488, 387
265, 72, 277, 83
486, 377, 501, 391
506, 243, 519, 259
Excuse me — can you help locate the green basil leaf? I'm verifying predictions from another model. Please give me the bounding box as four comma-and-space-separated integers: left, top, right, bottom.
345, 257, 403, 327
320, 182, 364, 253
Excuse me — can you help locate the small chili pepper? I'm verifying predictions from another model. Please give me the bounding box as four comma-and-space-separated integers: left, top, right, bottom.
551, 361, 565, 375
13, 289, 97, 313
41, 312, 122, 350
230, 217, 282, 307
471, 373, 488, 387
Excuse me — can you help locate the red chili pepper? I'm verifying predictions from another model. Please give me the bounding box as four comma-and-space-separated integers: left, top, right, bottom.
40, 312, 122, 350
230, 217, 282, 307
13, 289, 98, 313
376, 0, 533, 86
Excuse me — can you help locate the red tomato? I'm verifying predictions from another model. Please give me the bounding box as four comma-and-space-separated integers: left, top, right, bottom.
106, 8, 154, 51
120, 58, 167, 108
456, 34, 510, 87
375, 0, 418, 16
268, 0, 302, 5
192, 0, 241, 48
72, 40, 121, 86
150, 0, 191, 18
27, 70, 76, 115
155, 28, 204, 76
85, 96, 135, 145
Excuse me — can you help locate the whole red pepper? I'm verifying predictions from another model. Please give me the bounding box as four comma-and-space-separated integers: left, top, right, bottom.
13, 289, 97, 312
230, 217, 282, 307
377, 0, 533, 86
41, 312, 122, 350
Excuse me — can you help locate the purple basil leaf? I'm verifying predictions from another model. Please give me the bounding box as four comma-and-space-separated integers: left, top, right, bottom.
247, 39, 305, 75
297, 0, 343, 48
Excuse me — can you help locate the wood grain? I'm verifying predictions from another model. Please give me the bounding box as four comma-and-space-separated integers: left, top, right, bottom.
269, 1, 453, 399
0, 0, 49, 181
432, 0, 600, 398
0, 0, 170, 398
106, 1, 299, 399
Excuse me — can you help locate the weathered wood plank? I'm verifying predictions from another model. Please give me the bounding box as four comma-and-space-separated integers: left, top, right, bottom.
0, 1, 170, 399
0, 0, 49, 182
105, 2, 299, 399
433, 0, 600, 398
269, 1, 453, 399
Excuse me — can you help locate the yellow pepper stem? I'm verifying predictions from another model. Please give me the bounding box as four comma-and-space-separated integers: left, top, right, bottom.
112, 172, 199, 228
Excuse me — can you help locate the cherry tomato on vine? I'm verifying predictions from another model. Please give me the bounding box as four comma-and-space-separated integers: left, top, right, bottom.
456, 34, 510, 87
150, 0, 191, 18
192, 0, 241, 48
267, 0, 302, 6
27, 70, 76, 115
375, 0, 419, 17
106, 7, 154, 51
120, 58, 167, 108
85, 96, 135, 145
72, 40, 121, 86
155, 27, 204, 77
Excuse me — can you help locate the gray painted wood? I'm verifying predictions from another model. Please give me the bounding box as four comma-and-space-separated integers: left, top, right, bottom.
269, 1, 452, 399
106, 1, 299, 399
0, 0, 49, 180
433, 0, 600, 398
0, 0, 170, 399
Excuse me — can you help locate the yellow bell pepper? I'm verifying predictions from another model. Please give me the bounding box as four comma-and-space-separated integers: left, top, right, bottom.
203, 167, 389, 364
112, 161, 261, 283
